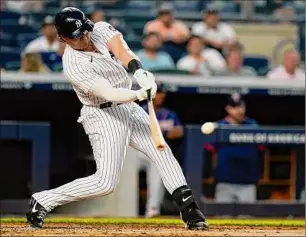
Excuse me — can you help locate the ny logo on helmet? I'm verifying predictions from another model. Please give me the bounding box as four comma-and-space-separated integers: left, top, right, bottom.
75, 20, 82, 28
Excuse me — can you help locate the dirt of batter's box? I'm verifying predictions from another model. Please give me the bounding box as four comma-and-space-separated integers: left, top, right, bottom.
1, 223, 304, 236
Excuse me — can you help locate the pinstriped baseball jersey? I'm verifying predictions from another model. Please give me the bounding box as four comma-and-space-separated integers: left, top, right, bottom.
32, 21, 188, 213
63, 21, 131, 106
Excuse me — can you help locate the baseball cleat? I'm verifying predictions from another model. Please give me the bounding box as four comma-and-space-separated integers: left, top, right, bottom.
180, 207, 209, 231
26, 197, 48, 228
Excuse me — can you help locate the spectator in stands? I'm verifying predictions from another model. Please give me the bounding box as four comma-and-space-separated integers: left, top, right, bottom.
1, 0, 6, 10
144, 2, 190, 62
87, 7, 127, 35
177, 35, 226, 76
140, 84, 184, 217
82, 0, 119, 7
4, 0, 43, 12
60, 0, 78, 8
87, 9, 106, 23
267, 49, 305, 80
136, 32, 175, 71
205, 93, 261, 203
20, 53, 50, 73
23, 16, 59, 54
192, 7, 238, 54
215, 48, 257, 76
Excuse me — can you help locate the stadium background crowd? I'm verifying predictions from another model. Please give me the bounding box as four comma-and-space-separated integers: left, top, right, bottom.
1, 0, 305, 80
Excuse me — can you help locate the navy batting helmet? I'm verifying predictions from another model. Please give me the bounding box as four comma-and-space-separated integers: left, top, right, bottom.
54, 7, 94, 39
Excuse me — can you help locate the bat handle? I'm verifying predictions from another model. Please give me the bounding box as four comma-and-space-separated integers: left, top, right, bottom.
147, 89, 152, 101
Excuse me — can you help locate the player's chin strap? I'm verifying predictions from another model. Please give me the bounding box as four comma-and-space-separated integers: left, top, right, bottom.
172, 185, 196, 211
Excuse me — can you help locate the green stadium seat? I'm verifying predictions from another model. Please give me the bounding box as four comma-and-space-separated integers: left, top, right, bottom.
126, 39, 142, 51
129, 22, 146, 37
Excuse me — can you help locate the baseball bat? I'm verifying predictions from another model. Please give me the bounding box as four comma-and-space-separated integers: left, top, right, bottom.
147, 89, 166, 151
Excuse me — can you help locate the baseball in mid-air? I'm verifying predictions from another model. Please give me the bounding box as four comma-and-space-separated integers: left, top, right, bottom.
201, 122, 216, 135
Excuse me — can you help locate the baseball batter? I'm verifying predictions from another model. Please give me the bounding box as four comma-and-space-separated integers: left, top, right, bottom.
26, 7, 208, 231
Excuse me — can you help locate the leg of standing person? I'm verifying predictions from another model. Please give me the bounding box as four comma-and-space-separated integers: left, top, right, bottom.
145, 159, 165, 218
236, 184, 257, 203
215, 183, 236, 203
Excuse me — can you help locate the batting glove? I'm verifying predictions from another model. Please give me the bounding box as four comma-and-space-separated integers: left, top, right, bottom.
133, 69, 156, 88
135, 83, 157, 101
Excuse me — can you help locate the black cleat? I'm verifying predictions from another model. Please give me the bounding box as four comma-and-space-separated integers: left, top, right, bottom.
180, 207, 209, 230
172, 186, 209, 231
26, 197, 48, 228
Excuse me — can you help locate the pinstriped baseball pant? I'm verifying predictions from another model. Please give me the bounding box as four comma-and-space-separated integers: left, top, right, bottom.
33, 102, 187, 211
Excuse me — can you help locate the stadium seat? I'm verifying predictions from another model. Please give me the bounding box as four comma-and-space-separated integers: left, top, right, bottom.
126, 39, 142, 51
257, 66, 270, 76
4, 61, 21, 71
243, 55, 269, 74
173, 0, 199, 11
1, 23, 36, 34
0, 10, 21, 22
220, 2, 241, 14
0, 46, 21, 53
125, 0, 155, 11
0, 52, 21, 68
0, 32, 18, 47
123, 15, 154, 27
129, 22, 145, 37
0, 36, 19, 48
17, 33, 39, 50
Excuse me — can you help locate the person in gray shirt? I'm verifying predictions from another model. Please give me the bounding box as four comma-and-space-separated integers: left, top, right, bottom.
215, 48, 257, 77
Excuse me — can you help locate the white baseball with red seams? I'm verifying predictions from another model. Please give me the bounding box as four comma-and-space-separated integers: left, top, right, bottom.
32, 22, 187, 211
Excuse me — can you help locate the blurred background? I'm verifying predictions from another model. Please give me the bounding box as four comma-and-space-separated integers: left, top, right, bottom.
0, 0, 305, 218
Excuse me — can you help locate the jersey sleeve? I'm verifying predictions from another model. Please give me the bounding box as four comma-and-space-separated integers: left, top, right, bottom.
94, 22, 121, 45
64, 63, 100, 94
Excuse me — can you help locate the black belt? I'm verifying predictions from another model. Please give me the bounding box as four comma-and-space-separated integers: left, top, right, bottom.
99, 102, 122, 109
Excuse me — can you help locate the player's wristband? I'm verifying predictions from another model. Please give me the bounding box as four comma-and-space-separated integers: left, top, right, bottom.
128, 59, 143, 73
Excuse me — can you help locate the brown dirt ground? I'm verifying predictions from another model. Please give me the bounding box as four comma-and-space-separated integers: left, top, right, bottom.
1, 223, 304, 236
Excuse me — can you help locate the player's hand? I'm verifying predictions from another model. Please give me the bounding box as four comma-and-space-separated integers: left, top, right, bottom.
135, 83, 157, 101
150, 82, 157, 98
133, 69, 155, 88
135, 87, 148, 101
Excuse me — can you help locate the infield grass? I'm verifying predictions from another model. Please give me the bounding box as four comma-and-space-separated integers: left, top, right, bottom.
1, 217, 304, 227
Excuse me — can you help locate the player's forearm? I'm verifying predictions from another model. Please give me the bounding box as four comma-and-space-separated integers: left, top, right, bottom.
91, 78, 137, 103
119, 49, 140, 69
100, 88, 137, 103
108, 34, 140, 68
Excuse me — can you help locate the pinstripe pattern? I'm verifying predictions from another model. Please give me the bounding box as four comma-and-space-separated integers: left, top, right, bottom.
32, 22, 187, 212
62, 21, 131, 106
33, 103, 187, 211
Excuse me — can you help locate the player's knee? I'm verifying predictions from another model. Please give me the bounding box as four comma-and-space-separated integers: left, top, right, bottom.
94, 177, 117, 196
103, 182, 117, 195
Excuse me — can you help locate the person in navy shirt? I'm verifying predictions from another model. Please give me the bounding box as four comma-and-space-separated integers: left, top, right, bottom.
207, 93, 261, 203
139, 84, 184, 217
